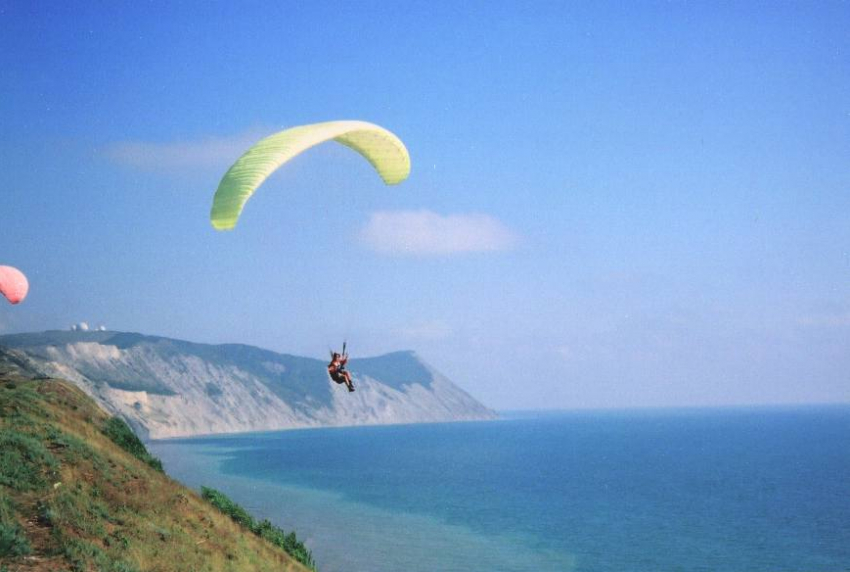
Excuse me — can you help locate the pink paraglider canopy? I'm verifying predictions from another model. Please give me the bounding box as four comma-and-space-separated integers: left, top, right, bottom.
0, 265, 29, 305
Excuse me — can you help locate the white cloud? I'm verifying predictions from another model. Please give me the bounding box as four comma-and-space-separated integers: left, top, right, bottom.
359, 210, 518, 255
104, 130, 268, 173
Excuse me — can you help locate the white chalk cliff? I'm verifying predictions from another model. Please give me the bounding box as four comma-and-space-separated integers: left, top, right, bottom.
0, 331, 496, 439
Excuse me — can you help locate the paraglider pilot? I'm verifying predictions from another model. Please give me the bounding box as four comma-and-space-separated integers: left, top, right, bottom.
328, 348, 355, 392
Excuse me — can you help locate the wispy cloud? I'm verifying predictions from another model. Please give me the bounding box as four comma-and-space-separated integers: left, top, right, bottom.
797, 312, 850, 328
359, 210, 518, 255
396, 320, 454, 341
554, 345, 576, 361
104, 130, 268, 173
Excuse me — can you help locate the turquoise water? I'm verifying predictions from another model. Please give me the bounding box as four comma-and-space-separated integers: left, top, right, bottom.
150, 407, 850, 572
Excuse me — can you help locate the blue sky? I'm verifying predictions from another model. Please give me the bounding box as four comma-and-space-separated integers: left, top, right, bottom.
2, 1, 849, 410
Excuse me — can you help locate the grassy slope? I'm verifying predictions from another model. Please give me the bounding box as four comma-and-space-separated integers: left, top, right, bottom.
0, 361, 313, 572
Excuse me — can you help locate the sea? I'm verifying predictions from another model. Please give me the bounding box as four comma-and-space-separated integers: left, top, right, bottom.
149, 407, 850, 572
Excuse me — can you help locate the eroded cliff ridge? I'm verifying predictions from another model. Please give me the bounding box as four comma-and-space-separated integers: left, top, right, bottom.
0, 331, 496, 439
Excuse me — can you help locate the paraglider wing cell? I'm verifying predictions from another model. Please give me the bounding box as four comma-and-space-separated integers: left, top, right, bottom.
210, 120, 411, 231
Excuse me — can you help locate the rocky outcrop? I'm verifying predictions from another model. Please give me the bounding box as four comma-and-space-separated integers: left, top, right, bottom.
0, 331, 496, 439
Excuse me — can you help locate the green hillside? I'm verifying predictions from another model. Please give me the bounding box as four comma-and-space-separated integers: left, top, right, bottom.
0, 348, 315, 572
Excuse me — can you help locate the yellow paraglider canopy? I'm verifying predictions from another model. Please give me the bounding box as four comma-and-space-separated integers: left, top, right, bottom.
210, 120, 410, 230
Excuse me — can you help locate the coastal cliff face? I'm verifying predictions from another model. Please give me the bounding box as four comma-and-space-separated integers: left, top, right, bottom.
0, 331, 496, 439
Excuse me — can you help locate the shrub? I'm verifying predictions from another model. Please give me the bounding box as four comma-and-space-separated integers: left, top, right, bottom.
0, 429, 58, 491
200, 487, 255, 529
102, 417, 163, 472
0, 494, 31, 558
201, 487, 316, 570
62, 536, 140, 572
